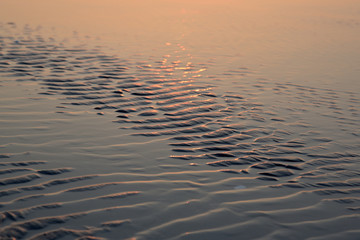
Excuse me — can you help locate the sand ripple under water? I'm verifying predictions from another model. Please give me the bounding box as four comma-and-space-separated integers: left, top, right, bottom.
0, 24, 360, 239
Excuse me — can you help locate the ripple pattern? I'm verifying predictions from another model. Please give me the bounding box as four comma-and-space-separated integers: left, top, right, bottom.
0, 23, 360, 239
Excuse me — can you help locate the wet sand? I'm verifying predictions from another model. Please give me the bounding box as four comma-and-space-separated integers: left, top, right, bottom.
1, 1, 360, 239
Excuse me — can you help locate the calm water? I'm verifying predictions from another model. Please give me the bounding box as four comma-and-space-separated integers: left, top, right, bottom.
0, 1, 359, 239
1, 0, 360, 91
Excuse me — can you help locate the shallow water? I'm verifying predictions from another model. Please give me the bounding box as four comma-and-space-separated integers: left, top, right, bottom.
0, 1, 360, 239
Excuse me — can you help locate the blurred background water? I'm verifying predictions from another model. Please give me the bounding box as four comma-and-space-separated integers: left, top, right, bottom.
1, 0, 359, 91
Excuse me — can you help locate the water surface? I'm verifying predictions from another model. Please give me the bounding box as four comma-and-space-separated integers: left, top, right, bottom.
0, 1, 359, 239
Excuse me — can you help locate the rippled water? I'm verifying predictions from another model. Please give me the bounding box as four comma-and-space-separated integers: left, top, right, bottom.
0, 1, 360, 239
